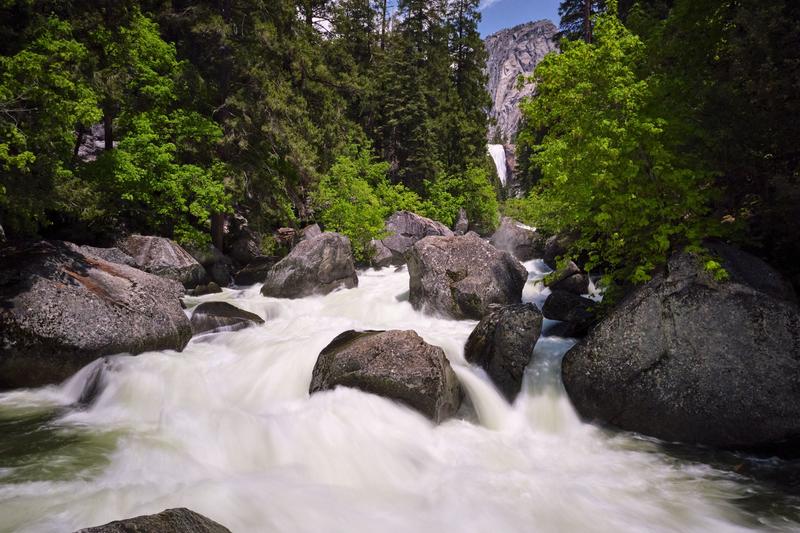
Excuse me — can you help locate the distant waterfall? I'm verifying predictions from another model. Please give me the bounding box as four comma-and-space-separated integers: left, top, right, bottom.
487, 144, 508, 187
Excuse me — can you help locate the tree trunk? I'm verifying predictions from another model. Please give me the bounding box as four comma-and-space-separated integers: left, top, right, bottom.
211, 212, 225, 252
380, 0, 388, 50
583, 0, 593, 43
103, 114, 114, 151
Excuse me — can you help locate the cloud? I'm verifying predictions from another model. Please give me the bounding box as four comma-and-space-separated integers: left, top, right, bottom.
479, 0, 504, 11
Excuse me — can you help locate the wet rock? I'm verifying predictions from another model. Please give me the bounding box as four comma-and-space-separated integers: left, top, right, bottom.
117, 235, 208, 289
261, 232, 357, 299
489, 217, 545, 261
371, 211, 454, 268
188, 282, 223, 296
190, 301, 264, 335
562, 243, 800, 449
233, 256, 280, 286
407, 232, 528, 319
545, 261, 589, 295
465, 303, 542, 401
542, 291, 598, 337
454, 208, 469, 235
74, 508, 231, 533
0, 241, 191, 390
310, 330, 462, 422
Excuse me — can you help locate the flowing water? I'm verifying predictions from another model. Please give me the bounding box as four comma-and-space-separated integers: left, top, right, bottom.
1, 263, 799, 532
488, 144, 508, 187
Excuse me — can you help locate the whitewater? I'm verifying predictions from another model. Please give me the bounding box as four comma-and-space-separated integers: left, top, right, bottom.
0, 262, 797, 532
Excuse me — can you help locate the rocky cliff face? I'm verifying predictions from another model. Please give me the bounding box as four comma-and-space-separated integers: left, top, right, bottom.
485, 20, 558, 143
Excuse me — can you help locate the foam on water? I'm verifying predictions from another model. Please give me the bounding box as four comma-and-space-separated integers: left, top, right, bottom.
0, 266, 793, 532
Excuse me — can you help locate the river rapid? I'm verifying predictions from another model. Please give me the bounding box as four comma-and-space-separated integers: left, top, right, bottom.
0, 262, 798, 532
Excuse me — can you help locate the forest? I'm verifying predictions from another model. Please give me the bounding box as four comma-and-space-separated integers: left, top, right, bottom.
2, 0, 799, 290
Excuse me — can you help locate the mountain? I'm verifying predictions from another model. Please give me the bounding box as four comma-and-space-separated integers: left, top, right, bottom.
485, 20, 559, 143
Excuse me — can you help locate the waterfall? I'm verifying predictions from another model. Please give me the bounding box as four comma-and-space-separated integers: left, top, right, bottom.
0, 264, 793, 532
487, 144, 508, 187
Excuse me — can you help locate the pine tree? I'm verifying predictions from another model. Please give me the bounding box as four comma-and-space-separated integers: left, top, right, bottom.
558, 0, 606, 42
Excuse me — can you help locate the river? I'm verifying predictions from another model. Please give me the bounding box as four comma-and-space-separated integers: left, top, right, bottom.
0, 262, 798, 532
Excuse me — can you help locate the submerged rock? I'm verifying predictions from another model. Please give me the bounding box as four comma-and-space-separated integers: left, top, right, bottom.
190, 301, 265, 335
465, 303, 542, 401
0, 241, 191, 390
74, 508, 231, 533
407, 232, 528, 319
117, 235, 208, 289
261, 232, 357, 299
489, 217, 545, 262
371, 211, 454, 268
310, 330, 462, 422
189, 281, 223, 296
562, 243, 800, 449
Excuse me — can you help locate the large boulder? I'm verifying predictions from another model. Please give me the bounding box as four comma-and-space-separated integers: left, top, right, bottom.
117, 235, 208, 289
300, 223, 322, 242
0, 241, 191, 390
489, 217, 545, 262
371, 211, 454, 268
542, 290, 598, 337
407, 232, 528, 319
542, 233, 576, 269
562, 243, 800, 449
188, 244, 234, 287
310, 330, 462, 422
464, 303, 542, 401
74, 245, 140, 269
74, 508, 231, 533
190, 301, 265, 335
261, 232, 357, 299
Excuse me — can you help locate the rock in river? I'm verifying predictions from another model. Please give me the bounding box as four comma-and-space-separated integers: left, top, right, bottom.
117, 234, 208, 289
489, 217, 545, 262
190, 301, 265, 335
0, 241, 191, 390
465, 303, 542, 401
74, 508, 231, 533
310, 330, 462, 422
407, 232, 528, 319
371, 211, 454, 268
261, 232, 357, 299
562, 243, 800, 449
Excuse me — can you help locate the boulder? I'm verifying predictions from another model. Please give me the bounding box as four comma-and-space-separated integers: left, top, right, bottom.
74, 508, 231, 533
190, 301, 265, 335
188, 282, 223, 297
464, 303, 542, 401
261, 232, 357, 299
300, 223, 322, 242
224, 213, 262, 265
542, 290, 598, 337
369, 239, 394, 268
233, 256, 280, 286
407, 232, 528, 319
562, 243, 800, 449
545, 261, 589, 295
489, 217, 545, 262
371, 211, 454, 268
454, 208, 469, 235
310, 330, 462, 422
187, 244, 234, 287
75, 245, 140, 269
542, 233, 576, 269
0, 241, 191, 390
117, 235, 208, 289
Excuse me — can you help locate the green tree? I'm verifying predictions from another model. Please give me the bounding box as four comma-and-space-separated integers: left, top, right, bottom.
517, 8, 718, 287
558, 0, 606, 42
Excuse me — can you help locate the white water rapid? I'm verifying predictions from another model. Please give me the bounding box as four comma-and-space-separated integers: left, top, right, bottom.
0, 263, 797, 532
488, 144, 508, 187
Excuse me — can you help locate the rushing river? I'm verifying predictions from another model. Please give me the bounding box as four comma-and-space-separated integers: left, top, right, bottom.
1, 262, 799, 532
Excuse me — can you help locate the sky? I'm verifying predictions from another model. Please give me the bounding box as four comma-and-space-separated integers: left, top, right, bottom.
478, 0, 561, 37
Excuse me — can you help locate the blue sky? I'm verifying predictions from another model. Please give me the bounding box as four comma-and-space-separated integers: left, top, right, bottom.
478, 0, 560, 36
